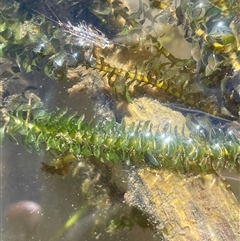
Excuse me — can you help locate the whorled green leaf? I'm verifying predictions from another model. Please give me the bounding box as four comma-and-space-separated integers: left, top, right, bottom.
0, 125, 6, 145
1, 108, 239, 175
0, 28, 13, 40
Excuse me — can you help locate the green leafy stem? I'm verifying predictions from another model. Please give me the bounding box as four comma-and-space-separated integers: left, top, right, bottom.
0, 1, 240, 175
1, 108, 239, 174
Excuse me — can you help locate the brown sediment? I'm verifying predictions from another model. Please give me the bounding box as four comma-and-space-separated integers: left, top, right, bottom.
117, 97, 240, 240
125, 167, 240, 241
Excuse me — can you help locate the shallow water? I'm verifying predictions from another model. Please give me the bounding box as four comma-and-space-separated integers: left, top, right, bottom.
1, 0, 240, 240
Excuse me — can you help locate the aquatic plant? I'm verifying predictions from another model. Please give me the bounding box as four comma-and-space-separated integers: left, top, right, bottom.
1, 0, 239, 172
1, 0, 239, 116
1, 1, 240, 240
1, 1, 240, 171
1, 103, 239, 174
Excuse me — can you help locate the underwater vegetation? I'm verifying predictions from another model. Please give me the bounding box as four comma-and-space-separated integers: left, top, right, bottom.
1, 103, 239, 174
0, 0, 239, 175
1, 0, 240, 240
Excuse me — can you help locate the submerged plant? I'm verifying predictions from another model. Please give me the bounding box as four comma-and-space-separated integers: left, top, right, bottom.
1, 0, 240, 239
1, 0, 240, 117
0, 102, 239, 174
0, 0, 239, 172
